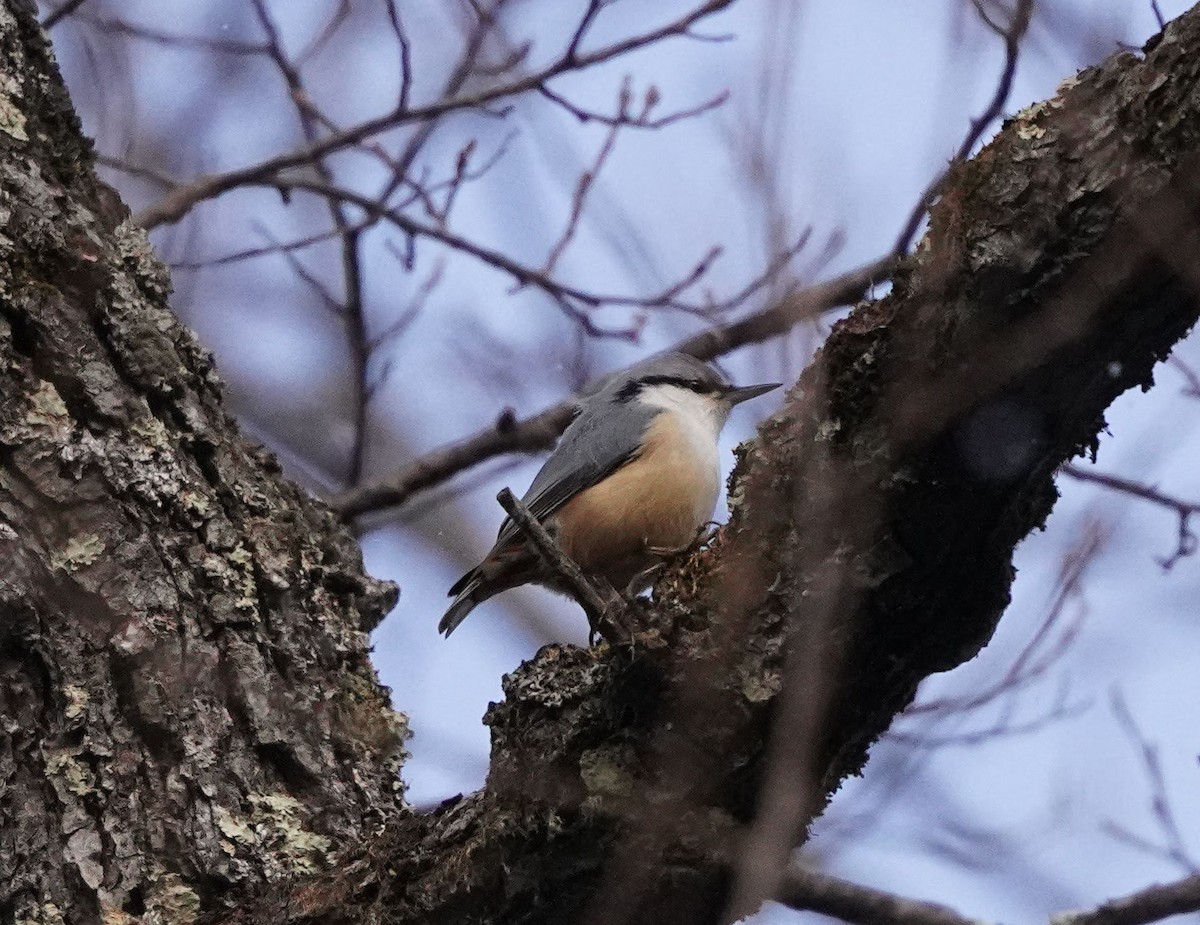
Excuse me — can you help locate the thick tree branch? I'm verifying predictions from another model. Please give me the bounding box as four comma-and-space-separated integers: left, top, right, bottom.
14, 0, 1200, 922
219, 7, 1200, 925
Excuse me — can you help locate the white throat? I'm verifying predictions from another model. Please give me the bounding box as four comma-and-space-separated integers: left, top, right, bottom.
638, 384, 725, 456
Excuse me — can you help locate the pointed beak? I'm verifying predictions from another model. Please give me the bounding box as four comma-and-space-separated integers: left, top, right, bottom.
723, 381, 782, 405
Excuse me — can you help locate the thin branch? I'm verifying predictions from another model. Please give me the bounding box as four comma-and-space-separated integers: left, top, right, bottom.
1052, 875, 1200, 925
538, 82, 729, 129
543, 93, 626, 277
41, 0, 90, 28
892, 0, 1034, 256
295, 0, 352, 67
778, 865, 1200, 925
566, 0, 607, 62
383, 0, 414, 111
889, 687, 1085, 747
496, 488, 625, 643
168, 224, 364, 270
249, 0, 373, 485
252, 224, 344, 315
1168, 355, 1200, 397
779, 865, 974, 925
1060, 465, 1200, 568
132, 0, 737, 230
1152, 1, 1167, 30
1105, 691, 1199, 873
275, 178, 791, 335
331, 254, 893, 518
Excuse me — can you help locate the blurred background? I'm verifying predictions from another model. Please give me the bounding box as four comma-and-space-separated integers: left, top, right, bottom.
43, 0, 1200, 921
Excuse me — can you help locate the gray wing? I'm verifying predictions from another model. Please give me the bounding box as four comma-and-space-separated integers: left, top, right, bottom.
491, 396, 657, 550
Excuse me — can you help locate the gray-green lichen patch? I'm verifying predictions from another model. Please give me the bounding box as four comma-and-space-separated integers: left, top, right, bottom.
21, 379, 71, 442
113, 218, 171, 299
739, 666, 781, 704
61, 684, 90, 720
216, 792, 334, 880
144, 872, 200, 925
13, 901, 67, 925
50, 532, 104, 572
43, 746, 96, 797
200, 543, 259, 616
99, 905, 138, 925
93, 412, 193, 509
0, 70, 28, 141
579, 742, 638, 804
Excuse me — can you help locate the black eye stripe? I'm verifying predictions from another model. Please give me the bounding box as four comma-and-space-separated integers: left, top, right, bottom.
615, 374, 722, 402
643, 375, 717, 392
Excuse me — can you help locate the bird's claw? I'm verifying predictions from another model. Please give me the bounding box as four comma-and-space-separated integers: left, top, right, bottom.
646, 522, 719, 558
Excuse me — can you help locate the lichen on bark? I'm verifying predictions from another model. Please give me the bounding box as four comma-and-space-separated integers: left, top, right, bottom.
7, 1, 1200, 924
221, 10, 1200, 924
0, 4, 406, 923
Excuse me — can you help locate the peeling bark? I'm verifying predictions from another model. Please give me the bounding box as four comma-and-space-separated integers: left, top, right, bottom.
0, 6, 405, 924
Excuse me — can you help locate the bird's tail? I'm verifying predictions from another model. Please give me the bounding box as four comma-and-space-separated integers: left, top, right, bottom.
439, 570, 486, 636
439, 546, 543, 636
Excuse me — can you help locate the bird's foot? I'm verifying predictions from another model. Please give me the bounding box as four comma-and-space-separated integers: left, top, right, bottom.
646, 521, 719, 559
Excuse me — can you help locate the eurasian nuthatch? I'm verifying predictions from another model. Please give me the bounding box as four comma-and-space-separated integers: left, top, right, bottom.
440, 353, 781, 635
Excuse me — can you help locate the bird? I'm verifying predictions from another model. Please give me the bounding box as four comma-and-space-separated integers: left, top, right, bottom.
439, 353, 781, 636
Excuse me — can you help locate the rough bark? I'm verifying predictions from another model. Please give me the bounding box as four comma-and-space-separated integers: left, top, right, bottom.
220, 9, 1200, 925
3, 2, 1200, 925
0, 6, 405, 924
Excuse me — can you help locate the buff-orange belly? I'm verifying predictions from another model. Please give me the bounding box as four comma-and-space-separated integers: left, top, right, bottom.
553, 413, 719, 589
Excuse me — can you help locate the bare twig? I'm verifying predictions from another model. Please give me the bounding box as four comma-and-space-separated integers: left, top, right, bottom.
249, 0, 373, 485
889, 683, 1084, 747
383, 0, 413, 111
1060, 465, 1200, 568
542, 83, 628, 277
892, 0, 1034, 256
132, 0, 738, 231
1168, 355, 1200, 397
332, 254, 893, 518
274, 179, 800, 337
778, 864, 1200, 925
496, 488, 625, 643
1104, 691, 1199, 873
254, 224, 344, 315
41, 0, 90, 28
566, 0, 606, 62
779, 865, 974, 925
1152, 1, 1167, 30
538, 82, 729, 129
1053, 874, 1200, 925
168, 224, 366, 270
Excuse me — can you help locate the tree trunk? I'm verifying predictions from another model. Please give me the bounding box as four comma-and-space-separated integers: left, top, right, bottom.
0, 6, 404, 924
4, 2, 1200, 925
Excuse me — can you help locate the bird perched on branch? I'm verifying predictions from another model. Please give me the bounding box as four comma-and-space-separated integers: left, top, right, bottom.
439, 353, 780, 636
